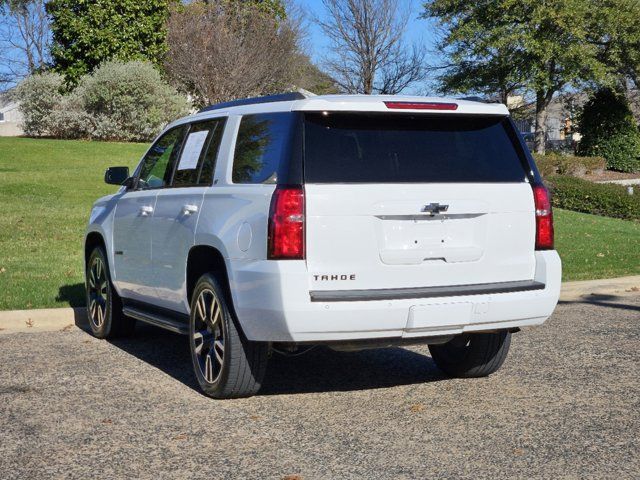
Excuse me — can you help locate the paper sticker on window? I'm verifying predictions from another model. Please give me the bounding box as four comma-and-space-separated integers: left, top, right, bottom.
177, 130, 209, 170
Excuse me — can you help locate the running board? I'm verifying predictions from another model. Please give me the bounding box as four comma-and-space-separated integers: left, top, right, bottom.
123, 306, 189, 335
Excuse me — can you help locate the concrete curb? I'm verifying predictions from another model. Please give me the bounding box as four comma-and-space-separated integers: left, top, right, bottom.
1, 276, 639, 334
559, 275, 640, 301
0, 307, 85, 335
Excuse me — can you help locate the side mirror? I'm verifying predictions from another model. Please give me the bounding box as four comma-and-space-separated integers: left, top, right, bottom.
104, 166, 130, 186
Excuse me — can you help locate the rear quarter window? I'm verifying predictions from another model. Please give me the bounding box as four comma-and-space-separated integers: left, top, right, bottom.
232, 112, 297, 184
304, 113, 527, 183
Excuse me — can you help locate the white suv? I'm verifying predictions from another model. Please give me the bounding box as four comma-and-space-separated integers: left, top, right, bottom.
85, 93, 561, 398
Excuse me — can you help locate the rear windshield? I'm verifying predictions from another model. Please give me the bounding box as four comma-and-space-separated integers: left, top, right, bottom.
304, 113, 527, 183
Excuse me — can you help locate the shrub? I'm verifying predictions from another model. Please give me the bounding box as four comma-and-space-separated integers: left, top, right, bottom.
593, 133, 640, 173
532, 152, 606, 177
15, 61, 190, 142
577, 88, 640, 172
14, 72, 65, 136
45, 94, 95, 139
75, 60, 190, 142
547, 175, 640, 221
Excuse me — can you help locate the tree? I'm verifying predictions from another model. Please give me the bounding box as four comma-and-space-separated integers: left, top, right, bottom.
201, 0, 287, 20
46, 0, 172, 85
423, 0, 621, 154
0, 0, 50, 89
593, 0, 640, 91
577, 88, 640, 172
165, 1, 327, 107
318, 0, 426, 94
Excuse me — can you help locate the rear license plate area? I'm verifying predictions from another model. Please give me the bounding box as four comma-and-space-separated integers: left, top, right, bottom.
406, 302, 472, 330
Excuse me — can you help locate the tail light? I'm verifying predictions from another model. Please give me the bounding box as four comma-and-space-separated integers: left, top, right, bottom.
268, 185, 305, 259
532, 184, 554, 250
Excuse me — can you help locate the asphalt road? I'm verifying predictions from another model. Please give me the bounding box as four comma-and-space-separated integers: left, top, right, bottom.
1, 295, 639, 479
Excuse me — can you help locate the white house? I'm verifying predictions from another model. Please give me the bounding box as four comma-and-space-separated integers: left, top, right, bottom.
0, 94, 23, 136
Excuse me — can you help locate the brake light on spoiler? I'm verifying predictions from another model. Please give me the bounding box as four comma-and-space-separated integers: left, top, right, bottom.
384, 101, 459, 111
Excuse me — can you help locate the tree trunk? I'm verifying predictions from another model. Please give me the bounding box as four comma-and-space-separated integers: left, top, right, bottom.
534, 90, 551, 154
362, 67, 374, 94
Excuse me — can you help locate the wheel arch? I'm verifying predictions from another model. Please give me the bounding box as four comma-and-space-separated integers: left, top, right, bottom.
85, 231, 106, 264
186, 245, 234, 308
84, 229, 122, 297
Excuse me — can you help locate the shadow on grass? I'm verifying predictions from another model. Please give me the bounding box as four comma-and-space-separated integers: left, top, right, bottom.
74, 321, 446, 396
56, 283, 86, 308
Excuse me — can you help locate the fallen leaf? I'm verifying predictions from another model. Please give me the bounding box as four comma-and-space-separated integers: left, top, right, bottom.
60, 324, 73, 332
513, 448, 525, 456
25, 319, 34, 328
0, 267, 5, 273
249, 415, 261, 421
283, 476, 303, 480
409, 403, 425, 413
101, 419, 112, 424
596, 253, 605, 257
173, 434, 187, 440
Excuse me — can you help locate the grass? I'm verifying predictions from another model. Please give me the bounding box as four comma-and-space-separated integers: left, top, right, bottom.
0, 137, 145, 310
554, 209, 640, 281
1, 136, 639, 310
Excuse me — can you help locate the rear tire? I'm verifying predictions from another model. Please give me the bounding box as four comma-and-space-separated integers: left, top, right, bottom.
428, 331, 511, 378
85, 246, 135, 339
189, 273, 268, 399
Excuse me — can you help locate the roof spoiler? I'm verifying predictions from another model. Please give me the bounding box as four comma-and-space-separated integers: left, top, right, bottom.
199, 90, 314, 113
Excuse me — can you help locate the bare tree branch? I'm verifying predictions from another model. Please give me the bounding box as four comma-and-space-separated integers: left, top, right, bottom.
165, 1, 327, 107
318, 0, 426, 94
0, 0, 50, 89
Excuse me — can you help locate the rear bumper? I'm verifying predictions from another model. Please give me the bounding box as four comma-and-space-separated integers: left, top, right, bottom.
229, 250, 562, 343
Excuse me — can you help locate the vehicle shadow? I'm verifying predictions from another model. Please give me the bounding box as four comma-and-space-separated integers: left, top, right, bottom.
74, 321, 446, 396
261, 346, 446, 396
558, 293, 640, 312
57, 283, 86, 308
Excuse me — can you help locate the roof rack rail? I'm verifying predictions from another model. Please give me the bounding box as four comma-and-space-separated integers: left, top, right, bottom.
457, 96, 499, 104
199, 92, 308, 113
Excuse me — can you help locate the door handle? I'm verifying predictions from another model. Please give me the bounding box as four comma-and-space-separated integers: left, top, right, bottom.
139, 205, 154, 216
182, 204, 199, 215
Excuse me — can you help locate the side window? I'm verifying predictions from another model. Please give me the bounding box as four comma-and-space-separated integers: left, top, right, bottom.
232, 112, 294, 184
137, 126, 187, 189
173, 118, 226, 187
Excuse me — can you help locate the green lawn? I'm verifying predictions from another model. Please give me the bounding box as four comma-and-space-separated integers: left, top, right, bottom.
0, 137, 145, 310
1, 137, 639, 310
554, 208, 640, 280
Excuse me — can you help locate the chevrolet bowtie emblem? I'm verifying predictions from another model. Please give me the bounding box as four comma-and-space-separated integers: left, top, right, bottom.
421, 203, 449, 215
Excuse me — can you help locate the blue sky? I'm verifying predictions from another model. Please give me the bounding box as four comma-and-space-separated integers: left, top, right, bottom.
295, 0, 441, 94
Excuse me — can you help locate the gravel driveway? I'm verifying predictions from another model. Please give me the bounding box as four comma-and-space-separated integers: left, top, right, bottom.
1, 296, 639, 479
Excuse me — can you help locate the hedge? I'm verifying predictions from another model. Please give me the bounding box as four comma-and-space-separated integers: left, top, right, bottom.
547, 175, 640, 221
532, 152, 606, 178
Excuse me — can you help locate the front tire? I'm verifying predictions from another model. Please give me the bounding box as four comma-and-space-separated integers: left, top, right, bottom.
189, 273, 268, 399
429, 331, 511, 378
85, 246, 135, 338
